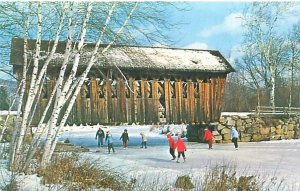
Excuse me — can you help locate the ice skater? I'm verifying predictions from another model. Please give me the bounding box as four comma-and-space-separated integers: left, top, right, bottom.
140, 132, 147, 149
105, 131, 115, 154
230, 126, 239, 150
120, 129, 129, 149
204, 128, 214, 150
167, 133, 176, 160
95, 127, 105, 147
175, 135, 186, 163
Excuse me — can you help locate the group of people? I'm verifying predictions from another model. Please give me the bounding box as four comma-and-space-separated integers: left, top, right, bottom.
95, 128, 116, 153
95, 126, 240, 158
95, 128, 148, 153
167, 134, 187, 163
203, 126, 239, 150
166, 126, 239, 163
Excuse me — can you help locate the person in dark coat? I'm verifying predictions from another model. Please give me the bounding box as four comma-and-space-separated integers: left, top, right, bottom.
120, 129, 129, 149
95, 127, 105, 147
204, 128, 214, 150
167, 133, 176, 160
175, 136, 187, 163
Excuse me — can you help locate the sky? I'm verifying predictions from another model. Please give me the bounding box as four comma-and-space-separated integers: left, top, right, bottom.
1, 1, 300, 80
167, 2, 249, 60
168, 2, 300, 62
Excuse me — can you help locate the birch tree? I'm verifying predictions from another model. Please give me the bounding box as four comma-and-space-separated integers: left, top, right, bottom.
0, 1, 178, 172
287, 24, 300, 108
241, 2, 293, 109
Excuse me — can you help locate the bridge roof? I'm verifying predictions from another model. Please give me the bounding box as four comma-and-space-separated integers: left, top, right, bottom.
10, 38, 234, 74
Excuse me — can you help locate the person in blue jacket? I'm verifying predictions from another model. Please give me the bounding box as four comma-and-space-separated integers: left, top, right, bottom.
230, 126, 239, 150
105, 131, 115, 153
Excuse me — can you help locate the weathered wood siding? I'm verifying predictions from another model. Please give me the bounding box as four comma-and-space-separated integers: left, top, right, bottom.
26, 74, 227, 125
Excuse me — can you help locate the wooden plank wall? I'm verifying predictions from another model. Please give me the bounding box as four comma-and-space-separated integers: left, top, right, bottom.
32, 76, 227, 125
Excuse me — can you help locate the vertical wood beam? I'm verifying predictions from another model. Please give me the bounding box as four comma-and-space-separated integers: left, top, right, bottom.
90, 77, 98, 124
152, 78, 159, 124
198, 81, 205, 122
209, 78, 214, 121
217, 77, 226, 120
140, 78, 148, 124
175, 79, 183, 123
105, 79, 112, 123
205, 82, 210, 122
98, 95, 103, 124
128, 77, 135, 123
187, 79, 195, 123
75, 90, 82, 125
164, 79, 172, 123
117, 78, 126, 122
81, 86, 87, 125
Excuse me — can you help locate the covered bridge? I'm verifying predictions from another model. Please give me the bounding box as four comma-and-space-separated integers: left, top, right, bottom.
10, 38, 234, 125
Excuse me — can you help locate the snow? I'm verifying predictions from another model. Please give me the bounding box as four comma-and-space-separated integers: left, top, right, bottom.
100, 47, 231, 72
221, 112, 253, 117
2, 124, 300, 190
0, 110, 18, 116
47, 46, 233, 73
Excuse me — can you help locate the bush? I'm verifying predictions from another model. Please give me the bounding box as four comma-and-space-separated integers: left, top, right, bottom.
37, 153, 130, 190
0, 117, 15, 143
175, 175, 194, 190
200, 164, 284, 191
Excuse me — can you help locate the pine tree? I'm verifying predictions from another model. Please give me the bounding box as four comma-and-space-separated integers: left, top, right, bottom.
0, 86, 9, 110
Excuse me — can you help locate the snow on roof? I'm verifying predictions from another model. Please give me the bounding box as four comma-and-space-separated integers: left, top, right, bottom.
94, 46, 234, 73
10, 38, 235, 74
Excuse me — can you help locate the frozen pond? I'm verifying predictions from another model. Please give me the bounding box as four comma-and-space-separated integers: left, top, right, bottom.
58, 124, 300, 190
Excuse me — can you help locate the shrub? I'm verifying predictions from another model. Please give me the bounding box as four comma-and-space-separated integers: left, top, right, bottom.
199, 164, 284, 191
37, 153, 130, 190
0, 117, 15, 143
175, 175, 194, 190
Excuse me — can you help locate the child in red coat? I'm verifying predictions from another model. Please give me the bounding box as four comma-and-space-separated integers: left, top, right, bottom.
204, 128, 214, 150
175, 136, 187, 163
167, 134, 176, 160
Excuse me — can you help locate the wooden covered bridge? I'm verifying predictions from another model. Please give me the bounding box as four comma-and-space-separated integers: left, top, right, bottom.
10, 38, 234, 125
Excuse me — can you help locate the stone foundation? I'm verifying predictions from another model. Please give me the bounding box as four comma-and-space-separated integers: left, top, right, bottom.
218, 114, 300, 142
186, 114, 300, 143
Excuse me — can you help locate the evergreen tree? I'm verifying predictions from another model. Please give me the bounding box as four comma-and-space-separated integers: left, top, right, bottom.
0, 86, 9, 110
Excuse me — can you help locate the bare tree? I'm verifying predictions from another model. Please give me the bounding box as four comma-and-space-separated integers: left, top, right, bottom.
0, 1, 180, 172
287, 24, 300, 108
240, 2, 294, 109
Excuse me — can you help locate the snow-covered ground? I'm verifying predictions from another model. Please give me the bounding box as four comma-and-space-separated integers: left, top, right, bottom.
3, 124, 300, 190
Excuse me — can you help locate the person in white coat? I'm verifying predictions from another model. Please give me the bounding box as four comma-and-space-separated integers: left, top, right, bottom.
140, 132, 147, 149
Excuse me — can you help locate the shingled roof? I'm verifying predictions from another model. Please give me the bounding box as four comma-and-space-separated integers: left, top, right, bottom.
10, 38, 235, 74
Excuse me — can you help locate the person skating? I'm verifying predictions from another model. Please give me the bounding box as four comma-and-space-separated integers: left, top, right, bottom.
175, 135, 187, 163
140, 132, 147, 149
105, 131, 115, 153
120, 129, 129, 149
95, 127, 105, 147
204, 128, 214, 150
167, 133, 176, 160
230, 126, 239, 150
